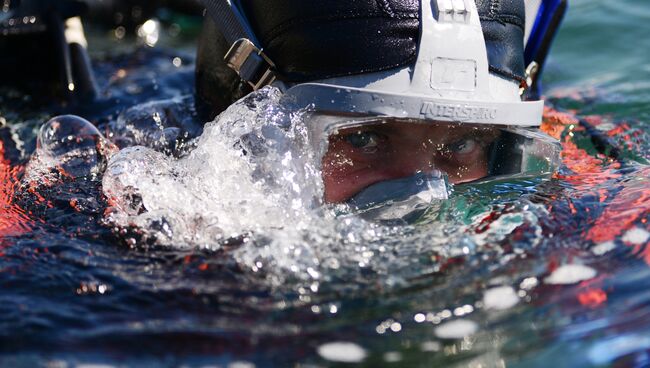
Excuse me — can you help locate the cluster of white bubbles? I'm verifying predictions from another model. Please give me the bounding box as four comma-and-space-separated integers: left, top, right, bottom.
26, 87, 545, 292
103, 88, 326, 246
100, 88, 398, 285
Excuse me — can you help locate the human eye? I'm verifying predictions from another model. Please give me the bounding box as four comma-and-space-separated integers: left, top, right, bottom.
342, 130, 385, 152
447, 138, 479, 155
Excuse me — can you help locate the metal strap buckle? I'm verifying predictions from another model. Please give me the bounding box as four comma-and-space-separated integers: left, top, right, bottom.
520, 61, 539, 95
224, 38, 276, 90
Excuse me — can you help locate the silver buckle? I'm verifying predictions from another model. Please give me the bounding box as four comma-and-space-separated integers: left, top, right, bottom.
520, 61, 539, 95
224, 38, 276, 90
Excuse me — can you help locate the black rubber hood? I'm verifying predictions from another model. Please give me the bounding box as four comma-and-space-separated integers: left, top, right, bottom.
238, 0, 525, 83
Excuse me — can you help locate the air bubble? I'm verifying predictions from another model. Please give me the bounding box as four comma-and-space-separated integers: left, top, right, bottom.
33, 115, 116, 179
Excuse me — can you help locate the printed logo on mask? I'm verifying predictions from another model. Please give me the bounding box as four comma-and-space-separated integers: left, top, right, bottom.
419, 101, 498, 122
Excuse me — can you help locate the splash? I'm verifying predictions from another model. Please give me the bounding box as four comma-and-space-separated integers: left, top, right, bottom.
101, 88, 392, 287
100, 87, 540, 289
102, 88, 327, 247
106, 97, 202, 157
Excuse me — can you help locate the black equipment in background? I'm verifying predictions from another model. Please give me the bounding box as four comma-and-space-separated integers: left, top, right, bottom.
0, 0, 98, 102
83, 0, 203, 28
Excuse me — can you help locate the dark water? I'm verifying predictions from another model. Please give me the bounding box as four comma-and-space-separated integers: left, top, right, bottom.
1, 1, 650, 367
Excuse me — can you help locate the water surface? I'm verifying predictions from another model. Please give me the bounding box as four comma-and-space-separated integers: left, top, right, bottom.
1, 1, 650, 367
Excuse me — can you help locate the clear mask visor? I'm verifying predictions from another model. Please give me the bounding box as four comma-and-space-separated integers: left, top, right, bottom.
311, 114, 561, 214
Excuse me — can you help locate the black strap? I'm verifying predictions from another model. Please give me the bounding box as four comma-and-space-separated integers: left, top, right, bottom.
199, 0, 276, 90
200, 0, 258, 46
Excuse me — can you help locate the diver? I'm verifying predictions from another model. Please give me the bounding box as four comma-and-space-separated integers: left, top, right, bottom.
194, 0, 566, 212
3, 0, 567, 217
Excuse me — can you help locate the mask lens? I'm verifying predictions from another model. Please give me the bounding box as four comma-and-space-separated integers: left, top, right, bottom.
310, 115, 561, 206
319, 118, 502, 204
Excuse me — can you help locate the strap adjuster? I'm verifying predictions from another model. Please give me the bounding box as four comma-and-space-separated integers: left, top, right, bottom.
519, 61, 539, 95
225, 38, 276, 91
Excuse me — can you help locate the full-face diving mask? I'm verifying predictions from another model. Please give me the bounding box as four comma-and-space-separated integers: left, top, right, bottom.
303, 114, 559, 223
197, 0, 565, 218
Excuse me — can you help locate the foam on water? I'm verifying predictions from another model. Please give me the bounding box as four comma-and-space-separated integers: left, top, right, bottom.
544, 264, 597, 285
622, 227, 650, 245
434, 319, 479, 339
483, 286, 519, 310
592, 241, 616, 255
317, 342, 368, 363
102, 89, 335, 273
103, 91, 319, 236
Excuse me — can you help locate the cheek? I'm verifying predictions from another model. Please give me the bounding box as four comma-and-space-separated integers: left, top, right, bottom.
322, 174, 354, 203
321, 151, 396, 203
321, 144, 365, 203
322, 166, 374, 203
321, 139, 383, 178
437, 149, 490, 183
322, 149, 353, 174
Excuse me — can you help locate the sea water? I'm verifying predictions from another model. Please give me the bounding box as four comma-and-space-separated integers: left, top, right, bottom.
1, 0, 650, 367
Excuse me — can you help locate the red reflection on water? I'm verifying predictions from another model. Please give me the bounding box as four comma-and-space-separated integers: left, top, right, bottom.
542, 107, 650, 262
575, 276, 609, 309
542, 108, 617, 189
577, 288, 608, 308
587, 169, 650, 244
0, 140, 34, 241
541, 107, 579, 141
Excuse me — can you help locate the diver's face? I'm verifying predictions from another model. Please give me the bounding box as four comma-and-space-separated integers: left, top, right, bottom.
322, 120, 499, 203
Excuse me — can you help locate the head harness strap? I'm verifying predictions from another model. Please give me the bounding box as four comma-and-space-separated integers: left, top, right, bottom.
200, 0, 276, 90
